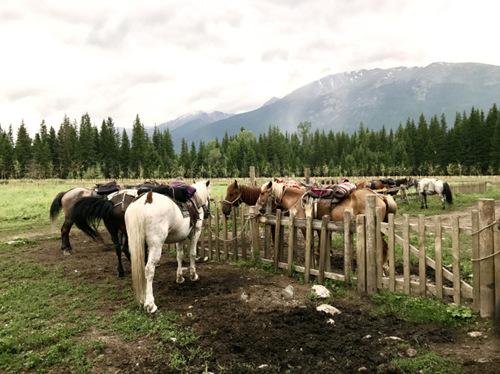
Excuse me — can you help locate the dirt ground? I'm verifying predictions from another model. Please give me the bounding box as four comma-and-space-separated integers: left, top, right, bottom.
17, 230, 500, 373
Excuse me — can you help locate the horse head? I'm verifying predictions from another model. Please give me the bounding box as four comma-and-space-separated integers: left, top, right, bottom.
222, 180, 241, 217
252, 180, 273, 216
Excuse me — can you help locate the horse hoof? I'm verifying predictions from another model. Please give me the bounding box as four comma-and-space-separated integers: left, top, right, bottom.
176, 276, 185, 284
144, 303, 158, 314
190, 272, 199, 282
62, 250, 72, 256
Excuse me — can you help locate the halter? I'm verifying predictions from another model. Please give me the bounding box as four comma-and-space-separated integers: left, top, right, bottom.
222, 192, 242, 207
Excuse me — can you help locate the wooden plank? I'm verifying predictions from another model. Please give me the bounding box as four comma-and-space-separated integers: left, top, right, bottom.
452, 215, 461, 304
231, 206, 238, 260
249, 166, 256, 186
318, 215, 329, 284
258, 216, 344, 232
479, 199, 495, 318
326, 231, 332, 273
251, 216, 260, 260
304, 214, 313, 283
304, 167, 310, 184
434, 216, 443, 300
287, 211, 295, 275
418, 215, 426, 296
344, 209, 353, 284
356, 214, 366, 293
274, 209, 282, 270
365, 195, 377, 295
471, 209, 479, 311
381, 277, 473, 300
388, 228, 473, 295
388, 213, 395, 292
402, 214, 410, 295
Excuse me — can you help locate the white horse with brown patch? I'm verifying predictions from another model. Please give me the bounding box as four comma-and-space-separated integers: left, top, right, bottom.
125, 180, 210, 313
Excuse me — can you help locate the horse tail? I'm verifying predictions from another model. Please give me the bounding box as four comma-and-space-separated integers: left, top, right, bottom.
125, 202, 146, 304
383, 195, 398, 221
50, 191, 67, 221
443, 182, 453, 205
72, 196, 113, 239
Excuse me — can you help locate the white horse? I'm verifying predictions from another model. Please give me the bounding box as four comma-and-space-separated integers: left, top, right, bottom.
125, 180, 210, 313
417, 178, 453, 209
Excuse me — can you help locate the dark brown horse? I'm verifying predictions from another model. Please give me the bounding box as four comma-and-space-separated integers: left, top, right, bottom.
50, 182, 121, 254
356, 177, 416, 195
71, 189, 138, 277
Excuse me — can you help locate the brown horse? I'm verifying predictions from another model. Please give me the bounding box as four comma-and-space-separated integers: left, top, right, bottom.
253, 180, 397, 266
222, 180, 262, 217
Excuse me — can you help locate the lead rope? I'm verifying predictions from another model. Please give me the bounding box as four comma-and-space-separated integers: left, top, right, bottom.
470, 219, 500, 262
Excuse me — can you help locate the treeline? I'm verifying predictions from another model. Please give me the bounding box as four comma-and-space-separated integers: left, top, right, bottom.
1, 105, 499, 179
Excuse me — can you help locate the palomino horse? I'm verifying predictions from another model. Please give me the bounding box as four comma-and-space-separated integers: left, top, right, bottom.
125, 180, 211, 313
50, 184, 119, 254
417, 178, 453, 209
71, 189, 138, 277
253, 180, 397, 266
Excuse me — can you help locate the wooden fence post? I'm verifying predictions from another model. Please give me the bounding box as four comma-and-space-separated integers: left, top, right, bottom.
388, 213, 395, 292
356, 214, 366, 293
207, 211, 213, 260
418, 215, 426, 296
249, 166, 256, 186
231, 206, 238, 261
318, 215, 329, 284
251, 215, 260, 260
479, 199, 495, 318
287, 211, 295, 275
240, 206, 247, 259
344, 209, 353, 284
452, 215, 461, 305
264, 199, 272, 259
304, 205, 313, 283
304, 167, 310, 185
471, 209, 480, 311
434, 216, 443, 300
274, 209, 282, 269
223, 207, 229, 260
376, 206, 383, 290
402, 214, 411, 295
495, 210, 500, 321
215, 199, 220, 261
365, 195, 377, 295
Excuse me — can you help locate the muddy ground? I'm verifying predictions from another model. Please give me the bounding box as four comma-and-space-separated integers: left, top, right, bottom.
15, 230, 499, 374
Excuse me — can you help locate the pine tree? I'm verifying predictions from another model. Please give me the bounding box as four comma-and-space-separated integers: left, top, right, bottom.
14, 121, 32, 177
100, 117, 119, 178
78, 113, 97, 176
0, 125, 15, 178
57, 116, 78, 178
32, 121, 51, 177
120, 129, 131, 178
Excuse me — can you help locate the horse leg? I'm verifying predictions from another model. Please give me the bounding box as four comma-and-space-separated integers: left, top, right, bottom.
441, 194, 446, 210
143, 245, 162, 314
176, 242, 185, 284
121, 232, 130, 261
61, 217, 73, 255
188, 222, 202, 281
112, 229, 125, 278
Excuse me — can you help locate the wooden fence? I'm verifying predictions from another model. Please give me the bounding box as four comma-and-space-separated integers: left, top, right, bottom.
197, 196, 500, 320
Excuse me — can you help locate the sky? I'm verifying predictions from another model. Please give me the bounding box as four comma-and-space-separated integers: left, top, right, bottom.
1, 0, 500, 134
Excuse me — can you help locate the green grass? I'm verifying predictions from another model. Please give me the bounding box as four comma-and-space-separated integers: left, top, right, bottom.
390, 352, 462, 374
398, 186, 500, 216
0, 240, 211, 373
371, 291, 474, 327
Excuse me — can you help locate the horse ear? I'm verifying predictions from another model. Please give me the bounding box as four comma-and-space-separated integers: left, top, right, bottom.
206, 180, 210, 187
234, 179, 238, 187
266, 181, 273, 189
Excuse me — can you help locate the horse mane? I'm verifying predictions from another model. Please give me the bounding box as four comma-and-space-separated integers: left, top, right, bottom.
239, 184, 261, 205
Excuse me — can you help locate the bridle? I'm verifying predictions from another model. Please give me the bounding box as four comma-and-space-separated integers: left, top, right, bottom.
222, 192, 242, 207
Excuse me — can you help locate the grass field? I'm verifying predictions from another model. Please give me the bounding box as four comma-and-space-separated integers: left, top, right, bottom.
0, 178, 498, 372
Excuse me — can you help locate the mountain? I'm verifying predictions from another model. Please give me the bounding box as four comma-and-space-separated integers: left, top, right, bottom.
158, 111, 232, 148
168, 62, 500, 145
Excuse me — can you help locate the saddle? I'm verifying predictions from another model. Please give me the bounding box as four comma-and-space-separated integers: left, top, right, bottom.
95, 181, 120, 195
305, 181, 356, 217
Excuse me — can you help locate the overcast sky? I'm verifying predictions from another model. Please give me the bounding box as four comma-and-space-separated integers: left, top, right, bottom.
1, 0, 500, 133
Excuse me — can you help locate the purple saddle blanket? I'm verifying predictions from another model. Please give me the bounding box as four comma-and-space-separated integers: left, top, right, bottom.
169, 181, 196, 200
